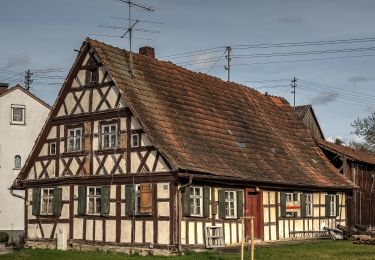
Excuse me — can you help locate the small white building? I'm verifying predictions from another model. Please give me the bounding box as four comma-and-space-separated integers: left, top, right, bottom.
0, 84, 50, 241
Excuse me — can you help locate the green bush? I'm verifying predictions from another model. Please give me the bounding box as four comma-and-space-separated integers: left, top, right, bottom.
0, 231, 9, 243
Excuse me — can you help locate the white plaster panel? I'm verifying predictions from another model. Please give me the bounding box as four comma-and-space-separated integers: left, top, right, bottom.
131, 152, 140, 173
47, 126, 56, 139
106, 220, 116, 242
158, 221, 169, 245
145, 221, 153, 243
130, 116, 141, 129
95, 220, 103, 241
157, 183, 169, 199
141, 134, 151, 146
41, 224, 54, 239
157, 202, 170, 217
197, 222, 203, 244
181, 221, 186, 244
224, 223, 230, 244
231, 222, 237, 244
86, 219, 93, 241
135, 221, 143, 243
121, 220, 132, 243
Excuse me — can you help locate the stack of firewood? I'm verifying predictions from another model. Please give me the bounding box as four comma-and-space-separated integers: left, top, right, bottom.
337, 224, 375, 244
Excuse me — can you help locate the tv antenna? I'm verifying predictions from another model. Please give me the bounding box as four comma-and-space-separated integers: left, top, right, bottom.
116, 0, 155, 74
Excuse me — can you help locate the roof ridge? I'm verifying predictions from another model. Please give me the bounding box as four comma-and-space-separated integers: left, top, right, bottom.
86, 37, 289, 105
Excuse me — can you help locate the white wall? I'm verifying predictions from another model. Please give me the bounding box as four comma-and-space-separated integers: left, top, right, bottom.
0, 88, 50, 230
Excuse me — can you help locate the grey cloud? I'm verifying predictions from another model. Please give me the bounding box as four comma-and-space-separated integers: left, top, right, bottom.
277, 16, 304, 25
310, 92, 338, 105
3, 53, 31, 69
348, 76, 374, 83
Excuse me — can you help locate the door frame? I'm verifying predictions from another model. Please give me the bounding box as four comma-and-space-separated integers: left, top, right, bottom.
244, 188, 264, 240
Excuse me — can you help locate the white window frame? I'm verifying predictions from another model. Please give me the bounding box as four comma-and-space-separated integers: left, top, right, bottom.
86, 186, 102, 215
285, 192, 298, 217
67, 127, 82, 152
50, 142, 56, 155
329, 194, 336, 216
190, 186, 203, 217
11, 104, 25, 125
131, 134, 140, 148
14, 155, 21, 169
101, 123, 118, 149
89, 69, 98, 84
305, 193, 313, 217
224, 190, 237, 218
40, 188, 54, 215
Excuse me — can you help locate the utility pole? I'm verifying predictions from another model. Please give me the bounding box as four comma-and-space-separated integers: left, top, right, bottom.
291, 77, 297, 110
24, 69, 33, 91
224, 46, 231, 82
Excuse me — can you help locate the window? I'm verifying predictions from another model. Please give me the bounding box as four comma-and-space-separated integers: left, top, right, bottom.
11, 105, 25, 124
40, 188, 54, 215
131, 134, 139, 147
305, 194, 313, 217
190, 186, 203, 217
67, 128, 82, 152
224, 190, 237, 218
101, 123, 118, 149
133, 183, 152, 215
285, 192, 299, 217
89, 69, 98, 84
329, 194, 336, 216
14, 155, 21, 169
50, 142, 56, 155
87, 186, 101, 215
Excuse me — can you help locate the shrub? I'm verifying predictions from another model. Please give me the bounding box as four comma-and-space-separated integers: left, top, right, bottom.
0, 232, 9, 243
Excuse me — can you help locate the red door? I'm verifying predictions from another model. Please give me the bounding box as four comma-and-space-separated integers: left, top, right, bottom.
245, 188, 263, 240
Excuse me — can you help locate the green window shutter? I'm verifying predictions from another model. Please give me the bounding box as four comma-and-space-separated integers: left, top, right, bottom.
325, 195, 330, 217
280, 192, 286, 218
336, 194, 340, 217
182, 187, 191, 217
237, 190, 244, 219
78, 186, 87, 215
125, 184, 135, 216
218, 189, 226, 219
53, 188, 63, 216
32, 188, 41, 216
203, 187, 210, 218
101, 186, 110, 215
300, 193, 306, 218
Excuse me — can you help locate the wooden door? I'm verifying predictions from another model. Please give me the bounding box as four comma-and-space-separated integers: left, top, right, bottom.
245, 189, 263, 240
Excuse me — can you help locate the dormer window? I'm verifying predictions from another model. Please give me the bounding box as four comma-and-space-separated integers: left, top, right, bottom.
11, 105, 25, 125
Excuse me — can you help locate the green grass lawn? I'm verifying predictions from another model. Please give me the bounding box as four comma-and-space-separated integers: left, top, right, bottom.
0, 241, 374, 260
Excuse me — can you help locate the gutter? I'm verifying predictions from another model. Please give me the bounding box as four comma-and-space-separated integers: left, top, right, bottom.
9, 188, 26, 200
177, 174, 193, 254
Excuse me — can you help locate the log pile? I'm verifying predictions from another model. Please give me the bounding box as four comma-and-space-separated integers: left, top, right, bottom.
336, 224, 375, 245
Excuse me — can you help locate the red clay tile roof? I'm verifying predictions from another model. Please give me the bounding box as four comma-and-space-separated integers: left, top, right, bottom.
87, 38, 354, 190
318, 139, 375, 165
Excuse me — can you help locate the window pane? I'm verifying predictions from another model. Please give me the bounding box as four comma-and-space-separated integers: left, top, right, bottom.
12, 108, 23, 122
96, 198, 101, 213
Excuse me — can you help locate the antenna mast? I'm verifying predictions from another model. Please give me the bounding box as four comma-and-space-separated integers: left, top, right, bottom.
117, 0, 155, 74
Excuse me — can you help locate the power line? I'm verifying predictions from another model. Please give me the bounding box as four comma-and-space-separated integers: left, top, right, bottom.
206, 50, 226, 74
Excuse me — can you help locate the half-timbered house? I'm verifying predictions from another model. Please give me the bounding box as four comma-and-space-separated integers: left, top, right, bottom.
296, 104, 375, 230
11, 39, 355, 254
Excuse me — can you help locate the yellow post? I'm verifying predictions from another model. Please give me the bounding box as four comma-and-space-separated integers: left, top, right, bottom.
241, 217, 245, 260
251, 218, 254, 260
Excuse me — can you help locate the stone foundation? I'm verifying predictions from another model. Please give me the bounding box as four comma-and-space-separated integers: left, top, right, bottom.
26, 239, 176, 256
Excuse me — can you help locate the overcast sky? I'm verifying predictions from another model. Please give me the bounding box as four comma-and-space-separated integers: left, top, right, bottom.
1, 0, 375, 142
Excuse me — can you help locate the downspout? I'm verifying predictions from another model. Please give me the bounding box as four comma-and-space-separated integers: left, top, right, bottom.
177, 174, 193, 254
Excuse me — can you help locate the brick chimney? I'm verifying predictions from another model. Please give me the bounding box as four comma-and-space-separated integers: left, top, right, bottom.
139, 46, 155, 58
